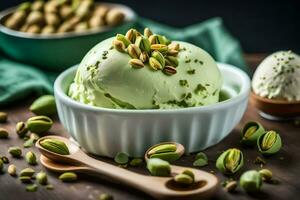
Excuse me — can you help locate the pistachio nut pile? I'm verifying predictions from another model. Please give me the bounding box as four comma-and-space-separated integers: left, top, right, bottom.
112, 28, 180, 75
4, 0, 125, 34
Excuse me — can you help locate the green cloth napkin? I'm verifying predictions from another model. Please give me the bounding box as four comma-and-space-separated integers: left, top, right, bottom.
0, 17, 248, 106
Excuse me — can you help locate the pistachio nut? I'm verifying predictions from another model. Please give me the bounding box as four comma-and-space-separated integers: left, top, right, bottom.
0, 112, 7, 123
112, 39, 126, 52
150, 44, 168, 55
59, 172, 77, 182
163, 66, 177, 76
25, 151, 37, 165
20, 168, 35, 177
162, 36, 171, 45
116, 34, 131, 47
99, 193, 114, 200
193, 152, 208, 167
182, 169, 195, 181
144, 27, 153, 38
5, 11, 26, 30
26, 116, 53, 134
30, 95, 57, 116
216, 148, 244, 175
257, 131, 282, 155
26, 11, 44, 26
127, 44, 141, 59
151, 51, 165, 67
139, 51, 149, 63
147, 158, 171, 177
31, 1, 44, 11
8, 146, 22, 158
223, 180, 237, 193
16, 121, 28, 138
239, 170, 262, 193
1, 156, 9, 164
0, 128, 9, 139
8, 164, 17, 176
165, 56, 179, 67
125, 29, 137, 43
129, 158, 143, 167
26, 184, 38, 192
241, 121, 265, 146
135, 36, 151, 54
41, 25, 56, 34
167, 49, 179, 56
148, 34, 166, 45
106, 9, 125, 26
114, 152, 129, 165
149, 57, 163, 70
40, 138, 70, 155
129, 59, 144, 69
18, 2, 31, 12
26, 25, 41, 34
168, 43, 180, 51
174, 174, 194, 185
24, 133, 40, 148
19, 176, 32, 183
36, 171, 48, 185
259, 169, 272, 182
45, 13, 60, 27
148, 144, 177, 155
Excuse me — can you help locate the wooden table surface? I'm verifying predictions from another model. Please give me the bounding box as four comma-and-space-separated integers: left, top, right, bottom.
1, 54, 299, 200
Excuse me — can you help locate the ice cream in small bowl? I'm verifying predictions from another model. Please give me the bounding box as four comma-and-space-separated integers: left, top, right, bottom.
54, 28, 250, 157
251, 50, 300, 119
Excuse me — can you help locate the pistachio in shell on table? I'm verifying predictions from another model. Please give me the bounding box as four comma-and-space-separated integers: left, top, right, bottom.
40, 138, 70, 155
0, 128, 9, 139
239, 170, 262, 193
147, 158, 171, 177
216, 148, 244, 175
26, 115, 53, 134
147, 143, 181, 163
36, 171, 48, 185
8, 164, 17, 176
8, 146, 22, 158
257, 130, 282, 155
16, 121, 28, 138
20, 167, 35, 177
25, 151, 37, 165
241, 121, 265, 146
174, 169, 195, 186
259, 168, 273, 182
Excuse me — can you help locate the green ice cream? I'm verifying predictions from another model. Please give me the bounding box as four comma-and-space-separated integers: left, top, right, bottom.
68, 28, 222, 109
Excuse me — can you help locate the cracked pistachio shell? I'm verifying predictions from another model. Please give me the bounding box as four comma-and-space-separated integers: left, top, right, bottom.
26, 116, 53, 134
30, 95, 57, 116
125, 28, 137, 43
147, 158, 171, 177
240, 170, 262, 193
151, 51, 165, 67
241, 121, 265, 146
25, 151, 37, 165
116, 34, 131, 47
135, 36, 151, 54
16, 121, 28, 138
149, 57, 163, 70
40, 139, 70, 155
216, 148, 244, 175
112, 39, 126, 52
127, 44, 141, 59
257, 131, 282, 155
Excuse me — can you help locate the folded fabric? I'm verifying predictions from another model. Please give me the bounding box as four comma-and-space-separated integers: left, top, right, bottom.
0, 17, 248, 106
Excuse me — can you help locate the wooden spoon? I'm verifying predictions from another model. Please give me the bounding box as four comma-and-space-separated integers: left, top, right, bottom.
36, 135, 218, 200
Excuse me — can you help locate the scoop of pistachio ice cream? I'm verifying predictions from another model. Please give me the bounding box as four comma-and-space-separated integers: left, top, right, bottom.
252, 51, 300, 101
68, 29, 222, 109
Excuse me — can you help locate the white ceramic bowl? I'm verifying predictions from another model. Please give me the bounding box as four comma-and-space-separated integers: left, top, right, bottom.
54, 63, 250, 157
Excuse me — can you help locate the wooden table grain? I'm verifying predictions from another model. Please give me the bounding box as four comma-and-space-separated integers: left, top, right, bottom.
0, 54, 299, 200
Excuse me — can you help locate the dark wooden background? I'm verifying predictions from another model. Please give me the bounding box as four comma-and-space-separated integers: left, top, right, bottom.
1, 0, 300, 53
0, 55, 299, 200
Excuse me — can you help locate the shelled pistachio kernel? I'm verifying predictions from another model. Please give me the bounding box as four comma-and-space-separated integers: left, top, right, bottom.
99, 193, 114, 200
257, 131, 282, 155
216, 148, 244, 175
193, 152, 208, 167
8, 146, 22, 158
20, 168, 35, 177
182, 169, 195, 181
240, 170, 262, 193
129, 59, 144, 69
25, 151, 37, 165
259, 169, 273, 182
26, 116, 53, 134
0, 112, 8, 123
241, 121, 265, 145
16, 121, 28, 138
40, 138, 70, 155
147, 158, 171, 177
0, 128, 9, 139
174, 173, 194, 185
135, 36, 151, 53
116, 34, 131, 47
30, 95, 57, 116
114, 152, 129, 165
26, 184, 38, 192
129, 158, 143, 167
36, 171, 48, 185
59, 172, 77, 182
8, 164, 17, 176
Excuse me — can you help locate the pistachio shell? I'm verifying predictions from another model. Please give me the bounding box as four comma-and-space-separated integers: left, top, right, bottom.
19, 176, 32, 183
257, 131, 282, 155
8, 146, 22, 158
144, 28, 153, 38
147, 158, 171, 177
116, 34, 131, 47
151, 51, 165, 67
148, 144, 176, 155
240, 170, 262, 193
165, 56, 179, 67
127, 44, 141, 59
16, 121, 28, 138
125, 29, 137, 43
149, 152, 181, 163
128, 59, 144, 69
182, 169, 195, 181
26, 116, 53, 134
114, 152, 129, 164
216, 148, 244, 175
36, 171, 48, 185
112, 39, 126, 52
25, 151, 37, 165
224, 180, 237, 193
259, 169, 273, 182
135, 36, 151, 54
241, 121, 265, 146
150, 44, 168, 55
149, 57, 162, 70
106, 9, 125, 26
163, 66, 177, 75
30, 95, 57, 116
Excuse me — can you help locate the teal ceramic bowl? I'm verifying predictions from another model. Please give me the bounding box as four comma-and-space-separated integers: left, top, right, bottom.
0, 3, 137, 71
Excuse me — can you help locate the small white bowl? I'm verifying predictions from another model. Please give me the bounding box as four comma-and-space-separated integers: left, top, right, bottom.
54, 63, 250, 157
